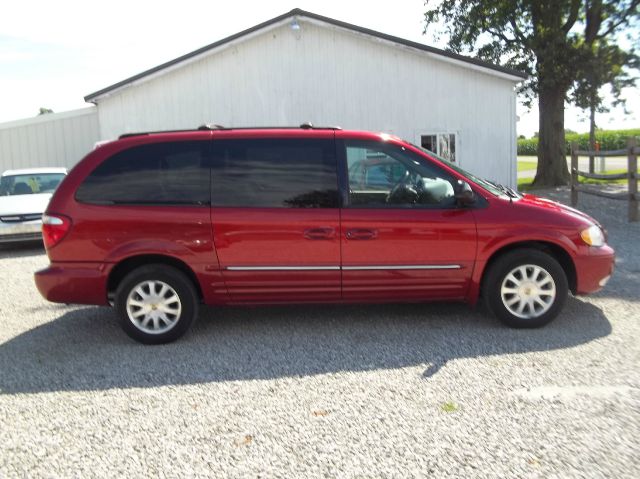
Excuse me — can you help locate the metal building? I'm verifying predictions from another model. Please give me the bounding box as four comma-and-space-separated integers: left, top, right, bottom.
3, 9, 526, 186
0, 108, 99, 173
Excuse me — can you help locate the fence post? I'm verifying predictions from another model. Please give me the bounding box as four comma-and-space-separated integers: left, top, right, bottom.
629, 137, 638, 222
570, 142, 578, 207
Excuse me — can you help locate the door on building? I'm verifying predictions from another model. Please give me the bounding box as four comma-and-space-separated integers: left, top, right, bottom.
337, 134, 477, 302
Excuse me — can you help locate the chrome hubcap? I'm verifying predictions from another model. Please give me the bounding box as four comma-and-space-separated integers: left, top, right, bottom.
500, 264, 556, 319
126, 280, 182, 334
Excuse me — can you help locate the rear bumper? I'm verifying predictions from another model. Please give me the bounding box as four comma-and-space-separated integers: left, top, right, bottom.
0, 221, 42, 243
34, 262, 111, 305
574, 244, 615, 295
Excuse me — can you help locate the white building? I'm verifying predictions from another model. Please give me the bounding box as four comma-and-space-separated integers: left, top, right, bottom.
0, 108, 99, 172
2, 9, 525, 185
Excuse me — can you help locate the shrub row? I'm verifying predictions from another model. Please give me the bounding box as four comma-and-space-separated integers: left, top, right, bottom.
517, 129, 640, 156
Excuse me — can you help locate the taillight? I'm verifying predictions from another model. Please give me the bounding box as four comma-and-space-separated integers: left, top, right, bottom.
42, 214, 71, 249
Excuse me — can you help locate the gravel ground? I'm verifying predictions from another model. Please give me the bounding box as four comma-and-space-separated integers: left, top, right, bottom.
0, 187, 638, 478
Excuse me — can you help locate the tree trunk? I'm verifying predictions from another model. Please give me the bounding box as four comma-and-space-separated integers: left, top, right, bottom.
534, 88, 570, 186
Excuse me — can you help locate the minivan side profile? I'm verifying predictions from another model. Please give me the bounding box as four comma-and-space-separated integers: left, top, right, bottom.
35, 126, 615, 344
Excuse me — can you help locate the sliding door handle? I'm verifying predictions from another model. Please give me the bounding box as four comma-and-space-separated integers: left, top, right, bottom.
304, 227, 335, 240
345, 228, 378, 240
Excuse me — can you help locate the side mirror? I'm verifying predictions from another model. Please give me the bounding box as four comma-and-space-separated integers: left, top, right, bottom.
454, 180, 475, 206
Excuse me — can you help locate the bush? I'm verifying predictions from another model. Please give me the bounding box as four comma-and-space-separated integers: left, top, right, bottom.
517, 128, 640, 156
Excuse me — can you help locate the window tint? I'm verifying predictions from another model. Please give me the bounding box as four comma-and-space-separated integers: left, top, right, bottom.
0, 173, 65, 196
346, 140, 456, 208
76, 141, 209, 205
211, 138, 339, 208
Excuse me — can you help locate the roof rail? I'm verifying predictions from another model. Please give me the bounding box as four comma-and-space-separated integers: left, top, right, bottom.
198, 123, 226, 130
118, 124, 342, 139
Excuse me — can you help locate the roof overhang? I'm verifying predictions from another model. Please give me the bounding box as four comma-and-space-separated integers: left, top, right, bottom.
84, 8, 527, 103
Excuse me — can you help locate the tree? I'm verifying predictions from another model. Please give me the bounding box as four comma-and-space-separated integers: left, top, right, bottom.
38, 107, 54, 115
423, 0, 640, 186
572, 41, 638, 171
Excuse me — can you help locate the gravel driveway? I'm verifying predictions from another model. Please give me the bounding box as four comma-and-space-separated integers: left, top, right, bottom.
1, 187, 638, 478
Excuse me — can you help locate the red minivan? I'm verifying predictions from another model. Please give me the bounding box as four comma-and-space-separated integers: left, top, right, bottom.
35, 126, 615, 344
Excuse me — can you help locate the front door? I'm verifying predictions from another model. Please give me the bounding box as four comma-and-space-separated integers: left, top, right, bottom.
338, 136, 477, 301
210, 134, 341, 303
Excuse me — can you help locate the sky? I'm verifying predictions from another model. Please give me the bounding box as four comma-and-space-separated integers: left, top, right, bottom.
1, 0, 638, 137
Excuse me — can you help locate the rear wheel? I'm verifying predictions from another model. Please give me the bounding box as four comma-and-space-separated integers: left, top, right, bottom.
115, 265, 199, 344
484, 249, 568, 328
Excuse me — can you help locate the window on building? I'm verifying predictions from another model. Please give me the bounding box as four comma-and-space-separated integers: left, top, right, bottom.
211, 138, 339, 208
420, 133, 456, 163
75, 141, 210, 205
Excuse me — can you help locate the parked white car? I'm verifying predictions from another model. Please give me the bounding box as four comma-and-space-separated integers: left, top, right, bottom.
0, 168, 67, 243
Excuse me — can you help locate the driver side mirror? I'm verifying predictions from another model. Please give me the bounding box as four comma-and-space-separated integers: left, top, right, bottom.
454, 180, 475, 206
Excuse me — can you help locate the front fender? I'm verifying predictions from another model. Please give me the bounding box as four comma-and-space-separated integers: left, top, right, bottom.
467, 228, 578, 306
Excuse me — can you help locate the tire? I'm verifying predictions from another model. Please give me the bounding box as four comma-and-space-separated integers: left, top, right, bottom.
114, 264, 199, 344
483, 248, 568, 328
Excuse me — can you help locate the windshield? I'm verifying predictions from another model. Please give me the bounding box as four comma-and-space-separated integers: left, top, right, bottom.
408, 142, 507, 197
0, 173, 65, 196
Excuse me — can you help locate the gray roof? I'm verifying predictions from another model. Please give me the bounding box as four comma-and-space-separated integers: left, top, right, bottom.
85, 8, 527, 102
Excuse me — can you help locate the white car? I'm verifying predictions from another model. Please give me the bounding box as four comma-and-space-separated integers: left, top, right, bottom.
0, 167, 67, 243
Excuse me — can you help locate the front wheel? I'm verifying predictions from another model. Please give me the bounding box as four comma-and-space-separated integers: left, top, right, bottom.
115, 265, 199, 344
484, 249, 568, 328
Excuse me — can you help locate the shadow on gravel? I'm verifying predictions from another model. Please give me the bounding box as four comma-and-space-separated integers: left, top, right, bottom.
0, 296, 611, 395
0, 241, 44, 259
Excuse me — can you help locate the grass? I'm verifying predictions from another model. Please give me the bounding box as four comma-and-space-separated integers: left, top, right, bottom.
516, 167, 638, 192
577, 168, 636, 185
517, 160, 538, 172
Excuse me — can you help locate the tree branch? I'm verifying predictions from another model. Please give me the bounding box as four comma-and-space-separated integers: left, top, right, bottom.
562, 0, 582, 33
596, 0, 640, 39
486, 27, 518, 45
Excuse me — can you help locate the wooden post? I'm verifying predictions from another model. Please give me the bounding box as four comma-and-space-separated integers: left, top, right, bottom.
570, 141, 578, 207
629, 137, 638, 222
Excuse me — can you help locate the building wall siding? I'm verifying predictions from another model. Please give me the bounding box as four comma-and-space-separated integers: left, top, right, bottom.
94, 20, 518, 185
0, 108, 100, 172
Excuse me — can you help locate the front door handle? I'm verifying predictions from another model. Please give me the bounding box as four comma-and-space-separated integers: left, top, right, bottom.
304, 227, 335, 240
345, 228, 378, 240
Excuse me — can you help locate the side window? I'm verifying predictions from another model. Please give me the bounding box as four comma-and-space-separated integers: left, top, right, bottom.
211, 138, 339, 208
345, 140, 456, 208
75, 141, 210, 205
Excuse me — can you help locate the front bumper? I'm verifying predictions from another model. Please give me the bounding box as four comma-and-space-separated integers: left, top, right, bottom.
574, 244, 615, 295
0, 221, 42, 243
34, 262, 111, 305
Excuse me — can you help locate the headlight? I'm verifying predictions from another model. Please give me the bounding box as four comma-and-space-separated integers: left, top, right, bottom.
580, 225, 605, 247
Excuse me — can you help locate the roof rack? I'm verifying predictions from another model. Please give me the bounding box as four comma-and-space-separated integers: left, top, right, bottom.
118, 124, 342, 139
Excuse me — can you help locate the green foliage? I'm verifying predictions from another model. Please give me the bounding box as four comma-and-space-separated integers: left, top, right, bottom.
440, 402, 459, 413
517, 128, 640, 155
38, 107, 53, 115
424, 0, 640, 186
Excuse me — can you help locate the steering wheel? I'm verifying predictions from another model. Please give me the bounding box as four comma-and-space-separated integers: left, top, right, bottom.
386, 170, 418, 204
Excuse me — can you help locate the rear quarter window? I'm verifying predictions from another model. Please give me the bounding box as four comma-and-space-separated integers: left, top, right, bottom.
75, 141, 209, 205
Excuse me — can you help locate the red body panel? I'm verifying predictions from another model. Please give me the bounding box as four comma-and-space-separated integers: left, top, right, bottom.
340, 208, 477, 301
211, 207, 341, 302
34, 128, 615, 309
